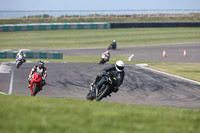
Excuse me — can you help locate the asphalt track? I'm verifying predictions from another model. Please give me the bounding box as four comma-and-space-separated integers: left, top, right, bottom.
41, 42, 200, 63
1, 42, 200, 109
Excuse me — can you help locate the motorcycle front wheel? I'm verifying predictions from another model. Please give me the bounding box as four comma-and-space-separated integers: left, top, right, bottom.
96, 84, 110, 101
16, 62, 20, 68
86, 90, 95, 100
33, 84, 38, 96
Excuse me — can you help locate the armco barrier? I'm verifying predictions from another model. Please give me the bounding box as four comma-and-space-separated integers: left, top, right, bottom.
110, 22, 200, 28
0, 22, 110, 32
0, 51, 63, 59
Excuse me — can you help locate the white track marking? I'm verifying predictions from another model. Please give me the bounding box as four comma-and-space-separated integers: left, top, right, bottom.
8, 67, 14, 95
137, 64, 200, 86
0, 92, 6, 95
0, 63, 11, 73
128, 54, 135, 61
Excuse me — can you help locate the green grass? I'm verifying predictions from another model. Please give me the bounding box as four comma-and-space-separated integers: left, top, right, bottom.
0, 28, 200, 49
147, 62, 200, 82
0, 95, 199, 133
1, 28, 200, 133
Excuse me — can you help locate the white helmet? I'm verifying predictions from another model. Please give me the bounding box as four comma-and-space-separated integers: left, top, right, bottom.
115, 60, 125, 72
113, 40, 116, 42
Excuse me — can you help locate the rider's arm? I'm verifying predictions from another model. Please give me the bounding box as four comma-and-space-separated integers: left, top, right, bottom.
16, 53, 19, 58
119, 71, 125, 86
30, 66, 37, 76
43, 68, 47, 79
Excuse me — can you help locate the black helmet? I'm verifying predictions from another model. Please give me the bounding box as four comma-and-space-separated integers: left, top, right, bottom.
38, 60, 44, 68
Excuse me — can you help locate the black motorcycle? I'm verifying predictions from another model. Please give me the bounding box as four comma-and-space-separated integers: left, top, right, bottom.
86, 71, 121, 101
107, 43, 117, 50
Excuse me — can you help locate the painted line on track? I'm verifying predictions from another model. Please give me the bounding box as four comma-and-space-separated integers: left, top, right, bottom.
136, 64, 200, 86
8, 67, 14, 95
0, 92, 6, 95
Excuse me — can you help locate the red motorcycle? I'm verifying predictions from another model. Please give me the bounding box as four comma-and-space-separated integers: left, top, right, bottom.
30, 72, 43, 96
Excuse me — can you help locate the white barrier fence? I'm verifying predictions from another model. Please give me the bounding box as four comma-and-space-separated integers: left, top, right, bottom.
0, 9, 200, 19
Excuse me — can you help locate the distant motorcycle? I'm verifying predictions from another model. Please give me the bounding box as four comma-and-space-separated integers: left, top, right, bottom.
86, 71, 121, 101
30, 72, 43, 96
16, 55, 25, 68
107, 43, 117, 50
99, 54, 109, 65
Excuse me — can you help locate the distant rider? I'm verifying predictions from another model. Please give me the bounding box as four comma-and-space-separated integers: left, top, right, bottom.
99, 50, 110, 64
28, 60, 47, 88
108, 40, 117, 50
92, 60, 125, 93
16, 50, 26, 62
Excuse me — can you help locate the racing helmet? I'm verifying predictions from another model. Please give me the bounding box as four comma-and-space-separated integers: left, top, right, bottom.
38, 60, 44, 68
19, 50, 23, 55
115, 60, 125, 72
106, 50, 110, 54
113, 40, 116, 43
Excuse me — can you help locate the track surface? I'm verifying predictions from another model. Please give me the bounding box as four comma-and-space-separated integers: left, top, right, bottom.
1, 43, 200, 108
41, 42, 200, 63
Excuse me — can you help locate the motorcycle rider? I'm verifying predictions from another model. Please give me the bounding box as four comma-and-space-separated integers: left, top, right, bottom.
16, 50, 26, 62
108, 40, 117, 50
91, 60, 125, 95
28, 60, 47, 88
99, 50, 110, 64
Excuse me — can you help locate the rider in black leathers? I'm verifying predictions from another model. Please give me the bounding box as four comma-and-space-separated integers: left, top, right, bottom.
108, 40, 117, 50
91, 60, 125, 93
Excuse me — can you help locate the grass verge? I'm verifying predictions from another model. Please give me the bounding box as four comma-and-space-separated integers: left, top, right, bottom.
0, 94, 199, 133
0, 28, 200, 49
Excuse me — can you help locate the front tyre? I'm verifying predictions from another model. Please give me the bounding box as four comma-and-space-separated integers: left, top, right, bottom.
86, 90, 95, 100
16, 62, 20, 68
96, 84, 110, 101
33, 84, 38, 96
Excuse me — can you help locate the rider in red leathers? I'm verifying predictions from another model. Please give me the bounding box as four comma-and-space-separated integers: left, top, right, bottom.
28, 60, 47, 88
99, 50, 110, 64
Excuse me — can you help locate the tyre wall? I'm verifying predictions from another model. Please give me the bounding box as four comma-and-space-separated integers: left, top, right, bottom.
110, 22, 200, 28
0, 51, 63, 59
0, 22, 110, 32
0, 22, 200, 32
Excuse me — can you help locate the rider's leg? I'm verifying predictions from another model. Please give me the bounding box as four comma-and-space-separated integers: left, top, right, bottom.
91, 75, 101, 86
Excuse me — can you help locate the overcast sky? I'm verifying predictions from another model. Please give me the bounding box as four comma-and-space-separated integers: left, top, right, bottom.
0, 0, 199, 10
